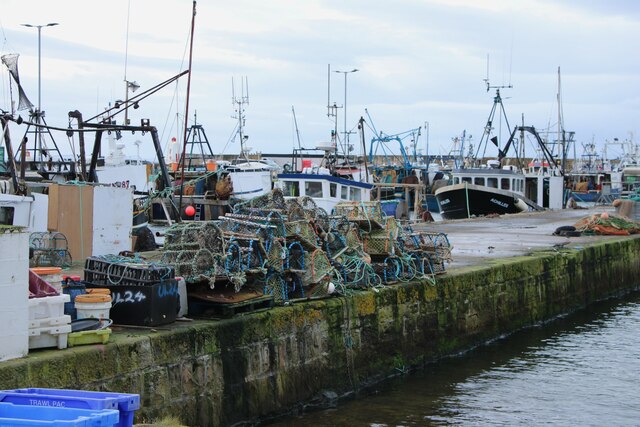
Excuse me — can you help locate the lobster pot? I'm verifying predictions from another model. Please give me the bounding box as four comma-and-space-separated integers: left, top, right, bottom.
266, 239, 285, 273
161, 248, 221, 283
163, 221, 224, 254
334, 201, 385, 230
302, 249, 332, 285
0, 228, 29, 361
345, 227, 363, 253
415, 231, 452, 261
363, 229, 398, 256
285, 220, 319, 250
323, 231, 347, 258
233, 188, 286, 213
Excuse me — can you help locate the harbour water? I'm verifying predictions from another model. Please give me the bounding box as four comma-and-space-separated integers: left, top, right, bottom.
268, 290, 640, 426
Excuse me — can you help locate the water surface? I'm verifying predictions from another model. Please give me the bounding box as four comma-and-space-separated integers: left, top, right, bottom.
267, 292, 640, 426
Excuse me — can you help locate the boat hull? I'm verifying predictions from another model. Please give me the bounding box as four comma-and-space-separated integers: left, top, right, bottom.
435, 183, 528, 220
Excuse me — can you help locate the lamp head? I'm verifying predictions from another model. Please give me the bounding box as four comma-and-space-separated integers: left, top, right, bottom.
127, 81, 140, 92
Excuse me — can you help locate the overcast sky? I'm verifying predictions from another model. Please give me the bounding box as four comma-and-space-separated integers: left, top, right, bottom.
1, 0, 638, 162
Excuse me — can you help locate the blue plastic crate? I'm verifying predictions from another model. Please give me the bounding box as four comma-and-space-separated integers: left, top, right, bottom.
380, 200, 399, 217
0, 402, 119, 426
0, 389, 139, 427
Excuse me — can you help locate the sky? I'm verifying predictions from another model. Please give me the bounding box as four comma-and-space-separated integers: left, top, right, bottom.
0, 0, 638, 162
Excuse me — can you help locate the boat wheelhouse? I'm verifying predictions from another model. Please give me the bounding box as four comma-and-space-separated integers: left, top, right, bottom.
276, 171, 372, 214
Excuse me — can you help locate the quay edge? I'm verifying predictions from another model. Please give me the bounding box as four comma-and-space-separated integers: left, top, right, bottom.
1, 236, 639, 426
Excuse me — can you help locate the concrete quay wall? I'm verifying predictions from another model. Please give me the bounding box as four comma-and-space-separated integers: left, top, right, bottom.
1, 237, 639, 426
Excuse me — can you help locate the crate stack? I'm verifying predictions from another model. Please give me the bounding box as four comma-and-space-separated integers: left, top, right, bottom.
0, 388, 140, 427
28, 289, 71, 350
83, 255, 178, 327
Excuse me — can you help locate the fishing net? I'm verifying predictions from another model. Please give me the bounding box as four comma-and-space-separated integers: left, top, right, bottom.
574, 213, 640, 235
1, 54, 34, 111
333, 255, 381, 289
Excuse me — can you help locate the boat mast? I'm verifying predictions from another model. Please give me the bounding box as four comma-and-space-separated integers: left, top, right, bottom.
557, 66, 566, 174
178, 0, 197, 216
231, 76, 250, 161
480, 54, 512, 165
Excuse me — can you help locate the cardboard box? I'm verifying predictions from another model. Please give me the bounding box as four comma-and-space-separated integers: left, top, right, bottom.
47, 184, 132, 261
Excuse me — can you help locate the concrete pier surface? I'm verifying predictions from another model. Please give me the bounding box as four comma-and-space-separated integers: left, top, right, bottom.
421, 205, 623, 268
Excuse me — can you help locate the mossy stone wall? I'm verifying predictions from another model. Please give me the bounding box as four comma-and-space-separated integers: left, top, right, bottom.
1, 237, 639, 426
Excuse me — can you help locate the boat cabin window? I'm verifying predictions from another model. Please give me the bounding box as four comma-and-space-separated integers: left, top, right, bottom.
341, 186, 349, 199
0, 207, 15, 225
330, 183, 337, 198
305, 181, 323, 198
350, 187, 362, 201
501, 178, 510, 190
453, 177, 460, 184
282, 181, 300, 197
474, 177, 485, 186
487, 177, 498, 188
461, 177, 472, 183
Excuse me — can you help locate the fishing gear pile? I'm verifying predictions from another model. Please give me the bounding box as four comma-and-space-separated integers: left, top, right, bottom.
160, 189, 452, 304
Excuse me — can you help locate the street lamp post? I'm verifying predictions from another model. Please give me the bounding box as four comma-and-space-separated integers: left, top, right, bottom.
21, 22, 58, 162
334, 68, 358, 147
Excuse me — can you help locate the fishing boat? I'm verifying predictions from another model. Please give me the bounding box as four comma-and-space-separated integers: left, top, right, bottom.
565, 141, 622, 204
435, 86, 564, 220
275, 146, 372, 214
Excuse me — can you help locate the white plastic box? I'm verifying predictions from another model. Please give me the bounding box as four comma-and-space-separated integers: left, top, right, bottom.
28, 294, 70, 320
28, 314, 72, 329
28, 324, 72, 349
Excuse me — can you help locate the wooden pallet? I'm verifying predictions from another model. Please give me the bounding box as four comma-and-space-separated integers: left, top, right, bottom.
189, 287, 274, 318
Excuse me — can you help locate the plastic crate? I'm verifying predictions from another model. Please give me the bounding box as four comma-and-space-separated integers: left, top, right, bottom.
84, 257, 174, 287
68, 329, 112, 347
28, 324, 72, 350
0, 401, 119, 426
29, 294, 70, 320
84, 280, 178, 327
29, 314, 71, 330
29, 270, 60, 298
0, 389, 138, 427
